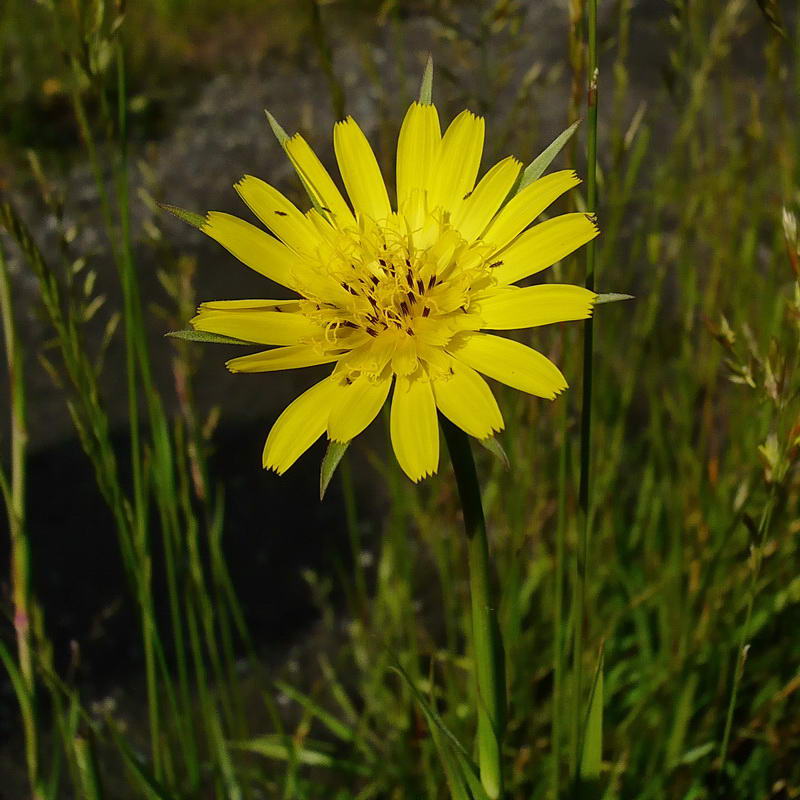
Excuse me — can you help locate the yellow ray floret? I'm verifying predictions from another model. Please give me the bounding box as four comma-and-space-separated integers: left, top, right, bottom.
192, 100, 599, 481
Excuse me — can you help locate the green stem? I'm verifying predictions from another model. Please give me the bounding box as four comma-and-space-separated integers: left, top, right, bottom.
442, 418, 505, 799
1, 237, 43, 799
575, 0, 599, 787
552, 397, 570, 799
718, 484, 777, 779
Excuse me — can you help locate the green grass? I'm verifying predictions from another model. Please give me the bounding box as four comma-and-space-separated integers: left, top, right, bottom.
2, 0, 800, 798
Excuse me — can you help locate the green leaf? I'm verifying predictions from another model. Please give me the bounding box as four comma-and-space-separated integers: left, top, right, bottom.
579, 646, 604, 784
274, 680, 355, 742
320, 440, 350, 501
516, 120, 581, 194
390, 660, 491, 800
596, 292, 634, 305
478, 436, 509, 470
157, 202, 207, 229
230, 735, 369, 775
165, 329, 256, 345
73, 736, 105, 800
110, 727, 177, 800
666, 674, 699, 770
265, 109, 290, 146
418, 55, 434, 105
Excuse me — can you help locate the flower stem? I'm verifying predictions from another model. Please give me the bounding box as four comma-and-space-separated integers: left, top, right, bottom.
574, 0, 599, 787
442, 418, 506, 799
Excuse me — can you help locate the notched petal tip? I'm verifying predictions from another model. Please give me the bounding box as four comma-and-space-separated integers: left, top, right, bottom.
233, 174, 255, 192
584, 212, 600, 232
408, 467, 436, 483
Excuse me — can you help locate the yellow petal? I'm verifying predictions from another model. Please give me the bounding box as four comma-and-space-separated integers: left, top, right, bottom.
201, 212, 306, 290
390, 374, 439, 481
191, 308, 319, 345
263, 376, 340, 473
428, 110, 485, 213
433, 358, 504, 439
284, 134, 356, 229
396, 102, 441, 210
482, 170, 580, 251
199, 299, 301, 311
448, 332, 567, 399
492, 213, 600, 286
451, 156, 522, 242
338, 334, 397, 376
328, 372, 392, 442
227, 344, 341, 373
391, 335, 419, 376
477, 284, 597, 329
333, 117, 391, 221
235, 175, 322, 257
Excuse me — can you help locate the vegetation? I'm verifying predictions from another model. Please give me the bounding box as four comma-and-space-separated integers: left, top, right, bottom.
1, 0, 799, 797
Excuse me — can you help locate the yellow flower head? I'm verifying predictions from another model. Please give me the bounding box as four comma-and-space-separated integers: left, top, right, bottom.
191, 99, 598, 482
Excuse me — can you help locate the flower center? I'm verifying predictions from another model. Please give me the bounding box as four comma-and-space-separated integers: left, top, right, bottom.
296, 213, 497, 377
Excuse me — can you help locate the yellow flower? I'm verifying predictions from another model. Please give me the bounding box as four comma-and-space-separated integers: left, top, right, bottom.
192, 102, 598, 481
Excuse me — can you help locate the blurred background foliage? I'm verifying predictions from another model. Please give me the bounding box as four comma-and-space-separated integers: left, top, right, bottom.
1, 0, 800, 798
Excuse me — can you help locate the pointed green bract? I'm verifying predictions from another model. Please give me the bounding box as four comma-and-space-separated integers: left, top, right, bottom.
166, 329, 255, 346
320, 440, 350, 501
479, 436, 510, 470
157, 202, 207, 230
418, 55, 433, 105
515, 119, 581, 195
596, 292, 634, 304
265, 109, 290, 146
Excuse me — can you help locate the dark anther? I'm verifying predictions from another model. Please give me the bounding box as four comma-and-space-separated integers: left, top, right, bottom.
399, 301, 409, 316
366, 328, 378, 337
416, 279, 425, 293
342, 321, 358, 328
422, 306, 431, 317
371, 275, 379, 285
405, 257, 411, 267
488, 260, 504, 269
274, 210, 288, 216
427, 275, 436, 289
379, 258, 387, 267
407, 292, 415, 304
